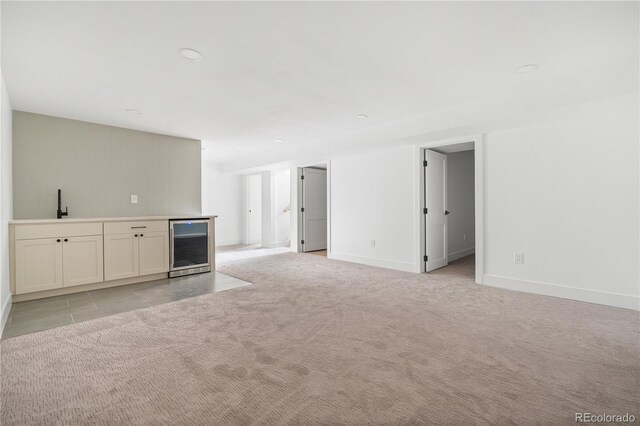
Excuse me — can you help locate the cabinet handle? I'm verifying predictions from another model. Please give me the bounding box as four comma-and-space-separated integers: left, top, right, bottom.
64, 238, 68, 242
56, 239, 61, 242
134, 234, 138, 237
140, 234, 144, 237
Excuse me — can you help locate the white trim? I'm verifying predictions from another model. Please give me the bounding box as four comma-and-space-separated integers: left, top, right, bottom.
329, 252, 416, 273
262, 240, 291, 249
415, 134, 485, 283
296, 167, 303, 253
326, 160, 332, 258
1, 293, 12, 333
448, 247, 475, 263
215, 239, 244, 247
483, 274, 640, 311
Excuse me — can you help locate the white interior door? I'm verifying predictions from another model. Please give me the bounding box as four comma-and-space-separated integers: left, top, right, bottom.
425, 149, 448, 271
246, 174, 262, 244
302, 168, 327, 252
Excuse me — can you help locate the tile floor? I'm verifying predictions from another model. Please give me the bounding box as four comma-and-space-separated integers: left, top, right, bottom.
2, 272, 251, 339
216, 244, 290, 263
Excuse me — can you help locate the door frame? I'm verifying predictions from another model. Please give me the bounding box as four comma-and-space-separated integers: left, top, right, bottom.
294, 161, 331, 254
415, 134, 485, 283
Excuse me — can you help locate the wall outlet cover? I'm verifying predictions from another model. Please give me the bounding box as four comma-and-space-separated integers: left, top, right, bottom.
131, 195, 138, 204
513, 252, 524, 264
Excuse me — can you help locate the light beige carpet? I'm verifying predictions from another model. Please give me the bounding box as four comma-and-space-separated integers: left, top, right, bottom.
1, 254, 638, 425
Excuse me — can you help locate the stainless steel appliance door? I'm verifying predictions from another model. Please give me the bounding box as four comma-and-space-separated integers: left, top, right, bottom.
170, 220, 210, 271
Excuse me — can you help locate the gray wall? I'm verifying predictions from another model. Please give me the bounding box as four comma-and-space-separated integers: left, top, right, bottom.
13, 112, 201, 219
447, 150, 475, 258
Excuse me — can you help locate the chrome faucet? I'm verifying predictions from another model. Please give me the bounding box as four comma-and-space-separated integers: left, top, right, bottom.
57, 189, 68, 219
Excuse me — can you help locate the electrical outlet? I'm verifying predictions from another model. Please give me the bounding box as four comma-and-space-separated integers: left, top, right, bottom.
513, 252, 524, 264
371, 240, 376, 248
131, 195, 138, 204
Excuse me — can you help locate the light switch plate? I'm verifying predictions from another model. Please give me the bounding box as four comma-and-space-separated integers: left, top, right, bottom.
131, 195, 138, 204
513, 252, 524, 264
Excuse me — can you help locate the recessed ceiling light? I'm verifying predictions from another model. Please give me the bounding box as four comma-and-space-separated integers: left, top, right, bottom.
273, 139, 285, 143
515, 64, 538, 74
125, 109, 141, 115
178, 48, 202, 61
355, 114, 368, 120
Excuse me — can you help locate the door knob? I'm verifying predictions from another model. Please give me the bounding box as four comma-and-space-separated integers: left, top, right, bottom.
445, 210, 450, 215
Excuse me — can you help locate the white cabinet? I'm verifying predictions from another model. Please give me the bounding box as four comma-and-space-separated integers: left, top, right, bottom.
103, 221, 169, 281
104, 234, 139, 281
63, 236, 104, 287
138, 231, 169, 276
15, 238, 63, 294
9, 217, 207, 300
15, 233, 104, 295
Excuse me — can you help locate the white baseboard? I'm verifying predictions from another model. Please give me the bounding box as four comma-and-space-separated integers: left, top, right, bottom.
1, 293, 12, 334
483, 274, 639, 311
448, 247, 475, 262
215, 239, 243, 247
262, 240, 291, 249
329, 252, 416, 273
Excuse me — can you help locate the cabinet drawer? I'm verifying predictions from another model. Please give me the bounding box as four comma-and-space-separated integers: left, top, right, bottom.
15, 222, 102, 240
104, 220, 168, 235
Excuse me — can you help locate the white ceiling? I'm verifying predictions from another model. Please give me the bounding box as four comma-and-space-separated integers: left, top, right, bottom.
2, 2, 638, 171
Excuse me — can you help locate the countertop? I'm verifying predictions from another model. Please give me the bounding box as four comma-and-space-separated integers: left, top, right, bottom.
9, 215, 217, 225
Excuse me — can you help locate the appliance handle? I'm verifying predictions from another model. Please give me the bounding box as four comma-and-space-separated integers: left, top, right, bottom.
169, 227, 174, 269
169, 219, 210, 225
131, 226, 147, 229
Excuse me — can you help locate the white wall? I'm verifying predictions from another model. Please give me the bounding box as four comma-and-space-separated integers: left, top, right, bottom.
274, 169, 291, 246
330, 145, 417, 272
201, 163, 243, 246
483, 96, 639, 309
260, 171, 274, 248
0, 73, 13, 330
447, 150, 475, 261
327, 94, 639, 310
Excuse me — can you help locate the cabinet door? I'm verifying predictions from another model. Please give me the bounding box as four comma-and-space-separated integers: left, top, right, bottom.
104, 234, 139, 281
15, 238, 63, 294
63, 235, 104, 287
138, 231, 169, 275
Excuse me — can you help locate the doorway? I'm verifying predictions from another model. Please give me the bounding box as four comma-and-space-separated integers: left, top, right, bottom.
420, 138, 483, 282
245, 174, 262, 245
298, 166, 328, 253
